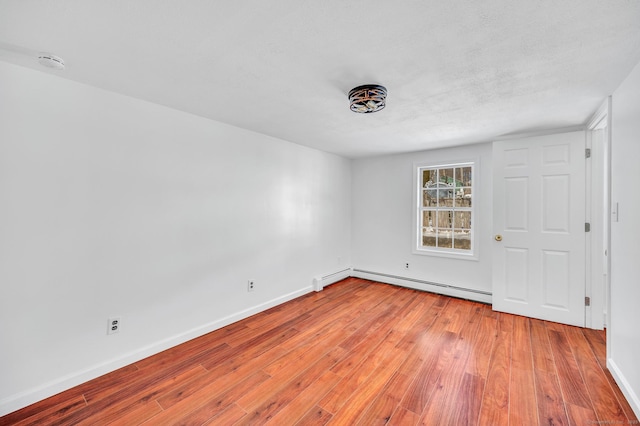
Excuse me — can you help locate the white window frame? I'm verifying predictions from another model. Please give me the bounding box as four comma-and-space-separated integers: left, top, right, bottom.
413, 160, 478, 260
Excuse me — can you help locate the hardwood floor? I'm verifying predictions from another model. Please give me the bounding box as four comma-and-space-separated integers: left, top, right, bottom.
1, 278, 637, 425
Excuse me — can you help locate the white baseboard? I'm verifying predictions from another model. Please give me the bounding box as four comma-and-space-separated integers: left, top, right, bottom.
607, 357, 640, 419
351, 269, 492, 304
312, 268, 352, 291
0, 286, 313, 417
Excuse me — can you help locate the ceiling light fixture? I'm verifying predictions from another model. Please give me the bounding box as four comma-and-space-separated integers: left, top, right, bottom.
348, 84, 387, 113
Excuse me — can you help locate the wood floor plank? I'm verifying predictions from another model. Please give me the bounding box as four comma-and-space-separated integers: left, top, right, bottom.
581, 328, 640, 421
400, 299, 463, 415
394, 294, 443, 359
532, 371, 569, 426
530, 319, 570, 426
602, 368, 639, 422
530, 319, 557, 374
582, 328, 606, 362
564, 325, 629, 424
547, 329, 594, 409
419, 302, 482, 425
296, 405, 333, 425
465, 313, 498, 379
529, 319, 569, 425
477, 329, 511, 426
11, 396, 86, 426
388, 406, 421, 425
202, 403, 247, 425
141, 370, 270, 424
134, 329, 236, 370
25, 364, 188, 426
82, 345, 219, 404
218, 315, 308, 350
319, 342, 391, 413
356, 372, 414, 425
102, 401, 162, 426
323, 317, 415, 416
509, 367, 538, 426
326, 344, 410, 425
400, 330, 458, 415
200, 326, 300, 371
235, 347, 345, 421
2, 278, 637, 426
448, 372, 485, 426
156, 340, 289, 410
56, 364, 208, 426
508, 316, 539, 425
264, 371, 341, 425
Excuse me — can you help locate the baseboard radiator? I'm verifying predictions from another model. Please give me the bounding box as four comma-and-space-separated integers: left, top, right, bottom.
312, 268, 352, 291
351, 268, 492, 304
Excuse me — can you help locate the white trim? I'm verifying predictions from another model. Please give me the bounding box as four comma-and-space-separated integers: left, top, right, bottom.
585, 96, 612, 331
0, 286, 312, 417
608, 357, 640, 419
585, 126, 594, 328
586, 99, 610, 130
413, 160, 478, 260
352, 269, 492, 304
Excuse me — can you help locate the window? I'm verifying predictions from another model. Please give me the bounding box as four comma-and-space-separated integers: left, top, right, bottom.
416, 162, 474, 257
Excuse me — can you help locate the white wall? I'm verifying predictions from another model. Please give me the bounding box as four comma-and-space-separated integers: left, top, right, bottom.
351, 143, 493, 300
0, 62, 351, 415
609, 60, 640, 417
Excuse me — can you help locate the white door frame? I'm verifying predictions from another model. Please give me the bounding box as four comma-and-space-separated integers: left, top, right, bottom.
586, 97, 612, 331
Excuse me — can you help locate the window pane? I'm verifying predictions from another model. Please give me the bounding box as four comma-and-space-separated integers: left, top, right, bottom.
454, 211, 471, 229
422, 211, 436, 247
455, 166, 472, 186
422, 169, 436, 188
422, 210, 436, 227
436, 210, 453, 229
459, 187, 472, 207
437, 185, 454, 206
438, 168, 454, 185
423, 189, 437, 207
437, 229, 453, 248
452, 186, 464, 207
453, 230, 471, 250
437, 168, 454, 207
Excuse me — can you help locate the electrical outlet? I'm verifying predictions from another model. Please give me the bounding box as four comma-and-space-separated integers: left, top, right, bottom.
405, 263, 409, 269
248, 280, 255, 292
107, 317, 121, 335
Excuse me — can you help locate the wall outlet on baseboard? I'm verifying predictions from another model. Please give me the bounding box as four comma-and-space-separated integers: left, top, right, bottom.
248, 280, 255, 292
405, 263, 409, 269
107, 317, 121, 335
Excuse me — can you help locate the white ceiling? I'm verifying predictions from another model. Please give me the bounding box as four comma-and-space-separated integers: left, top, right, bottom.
1, 1, 639, 158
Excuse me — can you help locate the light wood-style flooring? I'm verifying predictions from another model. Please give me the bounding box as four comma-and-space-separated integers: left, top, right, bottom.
1, 278, 637, 425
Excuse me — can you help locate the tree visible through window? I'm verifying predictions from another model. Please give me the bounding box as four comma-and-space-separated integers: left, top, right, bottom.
417, 162, 473, 254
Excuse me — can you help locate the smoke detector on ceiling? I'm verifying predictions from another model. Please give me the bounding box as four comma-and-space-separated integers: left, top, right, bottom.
37, 54, 65, 70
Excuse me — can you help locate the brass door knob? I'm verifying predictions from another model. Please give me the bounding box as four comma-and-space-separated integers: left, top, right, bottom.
495, 234, 503, 241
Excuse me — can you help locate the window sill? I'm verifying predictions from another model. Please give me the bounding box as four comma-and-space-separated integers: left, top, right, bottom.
412, 247, 479, 261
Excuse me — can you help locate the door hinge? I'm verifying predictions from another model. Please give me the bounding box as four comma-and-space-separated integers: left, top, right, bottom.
585, 222, 591, 232
585, 296, 591, 306
586, 148, 591, 158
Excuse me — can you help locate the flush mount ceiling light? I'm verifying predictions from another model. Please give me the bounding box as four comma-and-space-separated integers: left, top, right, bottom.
348, 84, 387, 113
37, 53, 65, 70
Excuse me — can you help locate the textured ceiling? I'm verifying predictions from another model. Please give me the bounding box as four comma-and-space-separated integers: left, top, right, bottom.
1, 1, 639, 158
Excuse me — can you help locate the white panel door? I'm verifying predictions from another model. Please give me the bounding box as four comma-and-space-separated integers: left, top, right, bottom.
492, 132, 586, 326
